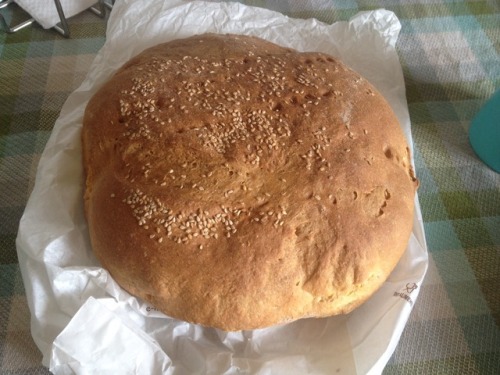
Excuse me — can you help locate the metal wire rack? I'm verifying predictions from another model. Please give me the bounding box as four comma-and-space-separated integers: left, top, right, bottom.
0, 0, 115, 37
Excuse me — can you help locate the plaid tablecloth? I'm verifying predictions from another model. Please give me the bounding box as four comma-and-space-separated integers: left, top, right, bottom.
1, 1, 499, 374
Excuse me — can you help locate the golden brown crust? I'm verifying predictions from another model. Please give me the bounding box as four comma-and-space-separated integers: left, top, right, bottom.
82, 33, 418, 331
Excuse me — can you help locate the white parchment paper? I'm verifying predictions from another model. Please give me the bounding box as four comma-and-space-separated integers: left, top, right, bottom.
16, 1, 428, 374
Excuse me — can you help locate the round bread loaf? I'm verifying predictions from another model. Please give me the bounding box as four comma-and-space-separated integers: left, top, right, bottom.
82, 33, 418, 331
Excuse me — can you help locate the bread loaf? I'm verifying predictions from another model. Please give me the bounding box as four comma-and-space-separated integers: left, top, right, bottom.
82, 33, 418, 331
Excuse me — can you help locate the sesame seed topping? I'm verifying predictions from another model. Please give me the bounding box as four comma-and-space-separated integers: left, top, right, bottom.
113, 41, 352, 250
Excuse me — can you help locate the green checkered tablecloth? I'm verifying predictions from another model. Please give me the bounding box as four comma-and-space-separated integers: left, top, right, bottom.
1, 0, 499, 374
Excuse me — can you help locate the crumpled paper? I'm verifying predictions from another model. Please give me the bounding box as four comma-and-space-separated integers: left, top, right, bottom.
14, 0, 97, 29
16, 1, 428, 374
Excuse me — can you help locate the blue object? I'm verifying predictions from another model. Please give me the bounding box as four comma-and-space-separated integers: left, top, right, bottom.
469, 89, 500, 173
